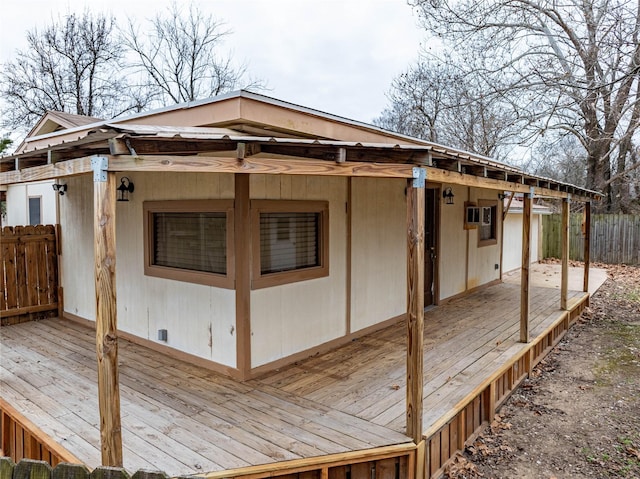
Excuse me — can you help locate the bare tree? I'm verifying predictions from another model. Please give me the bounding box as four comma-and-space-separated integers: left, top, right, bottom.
124, 2, 262, 106
411, 0, 640, 211
375, 57, 520, 161
0, 12, 148, 131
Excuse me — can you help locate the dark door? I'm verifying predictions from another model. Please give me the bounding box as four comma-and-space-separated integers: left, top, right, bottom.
424, 188, 438, 306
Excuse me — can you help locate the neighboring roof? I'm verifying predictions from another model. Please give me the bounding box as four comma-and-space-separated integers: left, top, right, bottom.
15, 111, 104, 154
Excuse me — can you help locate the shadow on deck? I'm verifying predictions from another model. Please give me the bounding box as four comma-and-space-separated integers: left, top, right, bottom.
0, 267, 606, 478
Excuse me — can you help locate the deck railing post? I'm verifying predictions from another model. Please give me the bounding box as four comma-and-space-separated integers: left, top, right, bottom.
406, 168, 425, 444
520, 190, 533, 343
561, 196, 571, 310
583, 201, 591, 293
92, 157, 123, 466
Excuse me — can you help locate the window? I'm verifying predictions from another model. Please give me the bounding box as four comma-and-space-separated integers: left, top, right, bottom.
478, 200, 498, 246
143, 200, 234, 288
251, 200, 329, 289
28, 197, 42, 226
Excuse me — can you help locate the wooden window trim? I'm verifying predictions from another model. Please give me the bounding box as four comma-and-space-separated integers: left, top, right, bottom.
143, 200, 235, 289
251, 199, 329, 289
464, 201, 478, 230
477, 199, 498, 247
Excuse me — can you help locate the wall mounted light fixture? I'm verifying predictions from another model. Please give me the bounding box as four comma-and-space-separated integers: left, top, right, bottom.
117, 177, 134, 202
442, 187, 455, 205
52, 183, 67, 196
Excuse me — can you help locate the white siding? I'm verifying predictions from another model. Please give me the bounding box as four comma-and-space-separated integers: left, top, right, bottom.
438, 184, 468, 300
5, 181, 57, 226
439, 186, 503, 301
60, 172, 238, 368
250, 175, 348, 367
350, 177, 406, 331
502, 212, 542, 273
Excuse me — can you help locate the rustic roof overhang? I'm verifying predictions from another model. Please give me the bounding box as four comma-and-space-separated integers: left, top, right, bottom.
0, 124, 602, 201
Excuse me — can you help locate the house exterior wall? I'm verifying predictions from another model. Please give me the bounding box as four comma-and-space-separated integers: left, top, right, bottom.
60, 172, 238, 368
250, 175, 348, 368
502, 212, 542, 273
57, 172, 507, 374
350, 177, 407, 332
5, 181, 57, 226
439, 186, 503, 301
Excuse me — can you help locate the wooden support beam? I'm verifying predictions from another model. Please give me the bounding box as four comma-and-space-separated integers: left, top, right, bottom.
406, 170, 425, 443
561, 197, 571, 310
583, 201, 591, 293
107, 155, 417, 179
234, 174, 251, 379
520, 192, 533, 343
108, 139, 130, 156
92, 158, 123, 466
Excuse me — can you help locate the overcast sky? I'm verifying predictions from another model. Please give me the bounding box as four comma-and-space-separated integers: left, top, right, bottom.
1, 0, 426, 128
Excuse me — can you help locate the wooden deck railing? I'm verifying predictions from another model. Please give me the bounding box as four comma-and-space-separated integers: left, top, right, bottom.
422, 295, 589, 477
0, 225, 59, 325
0, 398, 80, 466
0, 446, 416, 479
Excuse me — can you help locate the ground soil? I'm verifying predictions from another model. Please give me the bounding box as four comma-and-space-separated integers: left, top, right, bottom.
445, 264, 640, 479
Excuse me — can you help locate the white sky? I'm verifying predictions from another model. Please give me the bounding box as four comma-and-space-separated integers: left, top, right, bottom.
0, 0, 427, 129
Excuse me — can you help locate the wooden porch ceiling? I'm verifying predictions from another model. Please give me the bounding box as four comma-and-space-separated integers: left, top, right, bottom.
0, 280, 589, 477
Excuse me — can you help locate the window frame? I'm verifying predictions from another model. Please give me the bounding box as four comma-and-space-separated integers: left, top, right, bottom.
28, 196, 42, 226
251, 200, 329, 289
477, 199, 499, 247
143, 200, 235, 288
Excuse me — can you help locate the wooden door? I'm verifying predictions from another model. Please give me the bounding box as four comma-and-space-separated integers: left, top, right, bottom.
424, 188, 438, 306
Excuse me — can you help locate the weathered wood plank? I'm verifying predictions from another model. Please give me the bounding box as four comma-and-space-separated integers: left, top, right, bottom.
93, 171, 123, 466
561, 198, 570, 310
583, 202, 591, 292
406, 181, 425, 443
520, 193, 532, 342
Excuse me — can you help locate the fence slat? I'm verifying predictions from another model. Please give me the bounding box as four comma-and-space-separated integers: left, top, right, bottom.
1, 225, 59, 324
543, 213, 640, 264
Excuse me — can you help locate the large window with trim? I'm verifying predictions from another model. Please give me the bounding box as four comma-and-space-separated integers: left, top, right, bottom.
143, 200, 234, 288
251, 200, 329, 289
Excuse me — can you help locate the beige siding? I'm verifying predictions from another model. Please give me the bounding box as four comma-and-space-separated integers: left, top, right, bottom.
250, 175, 348, 367
350, 177, 407, 331
60, 172, 238, 368
438, 186, 503, 301
467, 189, 502, 289
60, 175, 95, 320
438, 184, 468, 300
502, 212, 542, 273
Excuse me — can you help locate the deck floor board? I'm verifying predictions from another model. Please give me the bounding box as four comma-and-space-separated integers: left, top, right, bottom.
1, 277, 593, 476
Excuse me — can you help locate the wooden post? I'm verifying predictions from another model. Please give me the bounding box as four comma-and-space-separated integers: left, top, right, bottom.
520, 191, 533, 342
406, 168, 425, 444
92, 158, 123, 466
583, 201, 591, 293
561, 196, 571, 310
235, 174, 252, 379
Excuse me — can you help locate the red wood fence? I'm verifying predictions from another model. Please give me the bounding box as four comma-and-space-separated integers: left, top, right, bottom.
1, 225, 59, 325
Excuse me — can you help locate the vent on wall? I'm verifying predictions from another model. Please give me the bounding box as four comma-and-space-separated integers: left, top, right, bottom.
158, 329, 168, 342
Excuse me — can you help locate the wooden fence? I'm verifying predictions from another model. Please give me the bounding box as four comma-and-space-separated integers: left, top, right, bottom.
0, 225, 59, 325
0, 453, 415, 479
542, 213, 640, 265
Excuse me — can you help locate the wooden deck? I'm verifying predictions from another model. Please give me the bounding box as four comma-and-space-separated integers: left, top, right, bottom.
0, 278, 596, 477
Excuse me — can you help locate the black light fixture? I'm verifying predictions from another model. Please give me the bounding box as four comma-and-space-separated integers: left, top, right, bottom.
52, 183, 67, 196
442, 187, 455, 205
498, 192, 507, 200
117, 177, 134, 202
